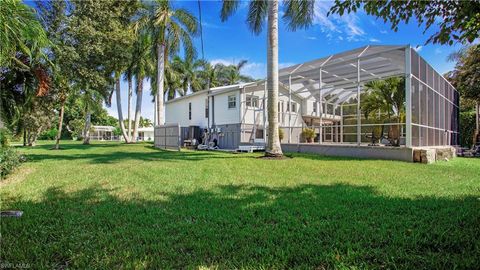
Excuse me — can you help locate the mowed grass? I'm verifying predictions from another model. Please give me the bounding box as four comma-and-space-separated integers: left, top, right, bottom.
1, 141, 479, 269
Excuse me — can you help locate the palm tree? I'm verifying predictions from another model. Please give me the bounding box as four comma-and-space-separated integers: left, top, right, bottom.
220, 60, 254, 85
135, 0, 199, 126
132, 33, 154, 141
362, 77, 405, 121
362, 77, 405, 146
198, 61, 221, 89
123, 66, 134, 141
171, 56, 203, 94
0, 0, 49, 69
221, 0, 315, 157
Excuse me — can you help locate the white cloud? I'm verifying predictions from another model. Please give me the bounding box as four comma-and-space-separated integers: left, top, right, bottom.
435, 48, 442, 55
201, 22, 224, 29
369, 38, 381, 43
380, 30, 388, 34
313, 1, 366, 42
413, 46, 423, 52
305, 36, 318, 40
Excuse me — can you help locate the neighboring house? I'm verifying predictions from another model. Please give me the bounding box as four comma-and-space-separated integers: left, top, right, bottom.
91, 126, 117, 141
137, 127, 154, 141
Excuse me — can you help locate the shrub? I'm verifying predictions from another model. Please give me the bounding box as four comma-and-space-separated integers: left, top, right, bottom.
278, 128, 284, 142
0, 147, 22, 179
39, 128, 58, 140
460, 111, 476, 147
0, 128, 11, 147
302, 128, 316, 143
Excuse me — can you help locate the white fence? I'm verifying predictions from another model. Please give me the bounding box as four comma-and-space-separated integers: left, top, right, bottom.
154, 124, 181, 151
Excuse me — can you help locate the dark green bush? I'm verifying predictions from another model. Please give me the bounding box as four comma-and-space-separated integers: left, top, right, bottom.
460, 111, 476, 147
39, 128, 58, 140
0, 147, 22, 179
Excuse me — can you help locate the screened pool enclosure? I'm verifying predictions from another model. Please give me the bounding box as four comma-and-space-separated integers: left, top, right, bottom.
275, 45, 459, 148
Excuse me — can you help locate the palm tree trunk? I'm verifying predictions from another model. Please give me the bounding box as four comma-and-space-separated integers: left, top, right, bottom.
53, 98, 66, 150
115, 77, 131, 143
127, 75, 133, 141
156, 43, 165, 126
265, 0, 283, 157
83, 110, 91, 145
133, 76, 143, 141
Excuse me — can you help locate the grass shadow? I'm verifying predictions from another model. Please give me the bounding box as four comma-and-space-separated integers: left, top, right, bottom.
1, 183, 478, 269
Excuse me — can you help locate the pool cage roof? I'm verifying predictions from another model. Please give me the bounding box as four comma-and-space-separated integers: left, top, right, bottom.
274, 44, 459, 147
278, 45, 407, 104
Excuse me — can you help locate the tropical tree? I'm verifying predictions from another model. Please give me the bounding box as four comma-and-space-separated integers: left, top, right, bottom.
171, 56, 204, 94
329, 0, 480, 45
68, 0, 139, 144
362, 77, 405, 121
123, 64, 134, 141
36, 0, 77, 150
134, 0, 199, 126
132, 33, 154, 141
198, 61, 222, 89
0, 0, 49, 69
448, 44, 480, 103
221, 0, 315, 157
0, 0, 53, 146
218, 60, 254, 85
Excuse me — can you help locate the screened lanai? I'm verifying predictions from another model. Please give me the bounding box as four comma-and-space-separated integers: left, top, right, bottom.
277, 45, 460, 148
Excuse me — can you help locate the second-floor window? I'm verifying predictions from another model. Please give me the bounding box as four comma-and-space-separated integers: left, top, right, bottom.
205, 98, 209, 118
313, 102, 318, 113
228, 95, 236, 109
246, 95, 259, 107
188, 102, 192, 120
287, 102, 297, 113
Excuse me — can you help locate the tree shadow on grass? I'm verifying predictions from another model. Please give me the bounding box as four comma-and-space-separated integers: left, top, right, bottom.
24, 143, 247, 164
1, 184, 479, 269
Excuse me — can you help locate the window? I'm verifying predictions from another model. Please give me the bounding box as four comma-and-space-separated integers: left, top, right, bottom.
228, 95, 236, 109
188, 102, 192, 120
205, 98, 209, 118
287, 102, 297, 113
246, 95, 259, 107
255, 128, 264, 139
313, 102, 318, 113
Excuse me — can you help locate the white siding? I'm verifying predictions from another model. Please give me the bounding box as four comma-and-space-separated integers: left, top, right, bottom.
165, 92, 208, 127
213, 91, 241, 125
242, 89, 265, 126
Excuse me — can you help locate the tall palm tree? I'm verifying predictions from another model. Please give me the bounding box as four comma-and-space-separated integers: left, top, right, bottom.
123, 66, 134, 141
220, 60, 254, 85
132, 33, 154, 141
198, 61, 221, 89
135, 0, 199, 126
171, 56, 203, 94
221, 0, 315, 157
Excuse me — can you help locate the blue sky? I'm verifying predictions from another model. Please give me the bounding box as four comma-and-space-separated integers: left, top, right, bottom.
59, 1, 464, 120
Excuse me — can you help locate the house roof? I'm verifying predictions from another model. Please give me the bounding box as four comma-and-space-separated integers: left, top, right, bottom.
92, 125, 115, 131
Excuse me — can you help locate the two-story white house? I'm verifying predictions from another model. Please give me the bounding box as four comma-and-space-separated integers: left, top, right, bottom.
165, 81, 341, 149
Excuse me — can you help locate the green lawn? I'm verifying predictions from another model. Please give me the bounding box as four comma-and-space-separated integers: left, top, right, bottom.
1, 141, 479, 269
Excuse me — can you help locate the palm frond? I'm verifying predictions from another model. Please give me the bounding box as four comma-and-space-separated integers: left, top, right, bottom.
282, 0, 315, 31
247, 0, 268, 35
220, 0, 240, 22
